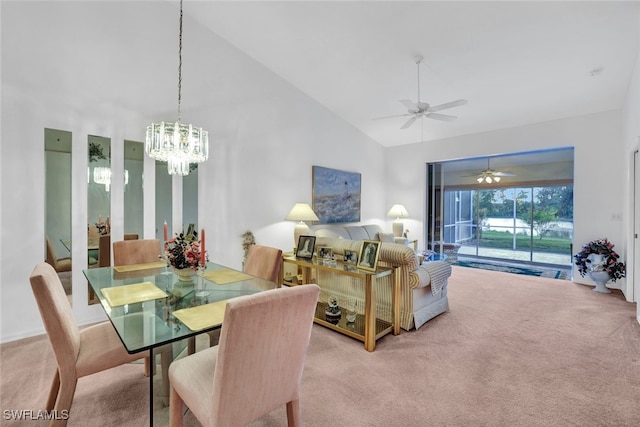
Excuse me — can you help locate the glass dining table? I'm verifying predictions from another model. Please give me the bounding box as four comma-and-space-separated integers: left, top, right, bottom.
83, 261, 278, 425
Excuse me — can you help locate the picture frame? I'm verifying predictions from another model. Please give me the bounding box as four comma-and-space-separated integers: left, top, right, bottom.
357, 240, 380, 272
317, 246, 333, 259
312, 165, 361, 224
343, 250, 358, 264
296, 235, 316, 259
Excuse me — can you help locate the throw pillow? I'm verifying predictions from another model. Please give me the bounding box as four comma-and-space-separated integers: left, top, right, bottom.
376, 232, 395, 243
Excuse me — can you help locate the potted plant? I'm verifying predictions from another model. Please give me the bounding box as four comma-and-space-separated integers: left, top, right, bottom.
574, 238, 625, 293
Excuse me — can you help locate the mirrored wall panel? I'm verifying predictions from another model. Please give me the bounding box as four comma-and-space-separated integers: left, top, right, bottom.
124, 140, 144, 239
183, 165, 198, 236
45, 128, 72, 303
156, 161, 173, 242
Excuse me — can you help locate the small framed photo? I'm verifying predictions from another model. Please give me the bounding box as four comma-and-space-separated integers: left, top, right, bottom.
317, 246, 333, 259
296, 235, 316, 259
357, 240, 380, 271
343, 250, 358, 264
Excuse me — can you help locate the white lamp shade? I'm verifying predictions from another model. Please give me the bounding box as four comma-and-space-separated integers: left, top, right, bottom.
285, 203, 319, 222
387, 204, 409, 219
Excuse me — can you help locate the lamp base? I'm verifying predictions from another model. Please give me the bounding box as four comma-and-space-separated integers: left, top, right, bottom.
294, 222, 310, 247
392, 221, 404, 238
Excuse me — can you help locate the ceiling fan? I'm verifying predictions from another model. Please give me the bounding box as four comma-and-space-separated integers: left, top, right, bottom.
374, 55, 468, 129
464, 158, 516, 183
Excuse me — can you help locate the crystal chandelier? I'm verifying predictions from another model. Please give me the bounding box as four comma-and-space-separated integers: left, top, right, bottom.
145, 0, 208, 176
93, 167, 129, 192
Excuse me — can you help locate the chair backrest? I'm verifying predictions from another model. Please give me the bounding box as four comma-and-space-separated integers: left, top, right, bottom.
112, 238, 160, 266
243, 245, 283, 283
29, 262, 81, 375
210, 284, 320, 425
98, 234, 138, 267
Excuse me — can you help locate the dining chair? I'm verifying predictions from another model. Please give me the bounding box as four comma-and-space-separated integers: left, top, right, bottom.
244, 244, 283, 283
111, 237, 172, 403
190, 244, 284, 353
45, 237, 72, 273
98, 233, 138, 267
169, 284, 320, 427
112, 238, 161, 266
29, 262, 151, 427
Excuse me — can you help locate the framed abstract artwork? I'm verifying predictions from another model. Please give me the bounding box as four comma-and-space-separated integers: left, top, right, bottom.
312, 165, 361, 224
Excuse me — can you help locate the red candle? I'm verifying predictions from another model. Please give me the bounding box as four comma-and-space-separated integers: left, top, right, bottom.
163, 221, 168, 242
200, 229, 206, 265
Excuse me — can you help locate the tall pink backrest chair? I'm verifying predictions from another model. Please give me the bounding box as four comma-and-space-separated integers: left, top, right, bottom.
29, 262, 148, 427
169, 284, 320, 427
112, 238, 161, 266
112, 237, 172, 404
243, 244, 283, 283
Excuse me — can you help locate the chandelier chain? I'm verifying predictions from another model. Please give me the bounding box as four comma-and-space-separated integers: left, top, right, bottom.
177, 0, 183, 122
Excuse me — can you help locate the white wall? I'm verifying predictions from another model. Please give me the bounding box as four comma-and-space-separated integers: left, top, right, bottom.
385, 110, 629, 293
0, 1, 385, 342
621, 9, 640, 319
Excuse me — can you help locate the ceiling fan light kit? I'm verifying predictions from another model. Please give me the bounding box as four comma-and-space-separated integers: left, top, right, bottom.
375, 54, 468, 129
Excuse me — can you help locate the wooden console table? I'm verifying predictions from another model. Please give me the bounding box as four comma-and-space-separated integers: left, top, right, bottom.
282, 255, 399, 351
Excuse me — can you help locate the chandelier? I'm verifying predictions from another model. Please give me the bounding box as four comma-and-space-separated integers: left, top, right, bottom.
93, 167, 129, 192
145, 0, 208, 176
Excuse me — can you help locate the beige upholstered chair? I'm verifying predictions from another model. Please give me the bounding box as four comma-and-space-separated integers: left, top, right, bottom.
112, 238, 161, 266
112, 237, 171, 403
45, 237, 72, 273
169, 284, 320, 427
98, 233, 138, 267
244, 244, 283, 283
29, 262, 147, 427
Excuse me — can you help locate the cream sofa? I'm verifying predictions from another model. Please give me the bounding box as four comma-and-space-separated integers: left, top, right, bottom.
309, 224, 452, 330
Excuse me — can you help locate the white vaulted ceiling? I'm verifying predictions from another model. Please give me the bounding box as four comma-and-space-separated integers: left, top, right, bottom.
184, 0, 639, 147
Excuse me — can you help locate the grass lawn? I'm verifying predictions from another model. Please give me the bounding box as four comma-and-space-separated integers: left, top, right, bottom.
462, 230, 572, 254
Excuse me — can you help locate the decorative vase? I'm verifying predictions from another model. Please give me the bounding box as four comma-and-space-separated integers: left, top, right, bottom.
174, 267, 195, 283
588, 270, 612, 294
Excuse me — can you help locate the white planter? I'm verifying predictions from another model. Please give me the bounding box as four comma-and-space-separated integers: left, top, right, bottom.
588, 270, 611, 293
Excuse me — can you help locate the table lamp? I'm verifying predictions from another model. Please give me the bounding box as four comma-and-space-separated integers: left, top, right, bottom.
285, 203, 319, 246
387, 204, 409, 237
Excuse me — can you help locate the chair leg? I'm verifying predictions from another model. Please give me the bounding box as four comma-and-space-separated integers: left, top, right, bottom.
144, 356, 151, 377
286, 399, 302, 427
159, 348, 173, 407
50, 377, 77, 427
169, 385, 184, 427
45, 369, 60, 411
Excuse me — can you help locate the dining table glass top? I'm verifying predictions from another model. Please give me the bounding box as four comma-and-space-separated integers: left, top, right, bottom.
83, 262, 278, 354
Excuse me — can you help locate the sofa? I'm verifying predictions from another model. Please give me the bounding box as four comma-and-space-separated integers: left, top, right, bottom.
309, 224, 452, 330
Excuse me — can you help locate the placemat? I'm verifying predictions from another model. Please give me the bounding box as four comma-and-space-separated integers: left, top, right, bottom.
204, 269, 253, 285
113, 261, 167, 273
172, 300, 229, 331
101, 282, 168, 307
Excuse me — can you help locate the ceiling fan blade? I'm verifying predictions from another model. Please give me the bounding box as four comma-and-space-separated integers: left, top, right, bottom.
425, 112, 457, 122
400, 116, 418, 129
493, 171, 516, 177
372, 113, 412, 120
428, 99, 468, 112
399, 99, 419, 112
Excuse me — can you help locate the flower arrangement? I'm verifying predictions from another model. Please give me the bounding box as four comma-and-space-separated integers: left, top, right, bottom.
574, 238, 625, 282
164, 232, 207, 270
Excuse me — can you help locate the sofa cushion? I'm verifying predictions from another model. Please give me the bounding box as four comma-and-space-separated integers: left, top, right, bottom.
343, 226, 371, 241
376, 232, 395, 243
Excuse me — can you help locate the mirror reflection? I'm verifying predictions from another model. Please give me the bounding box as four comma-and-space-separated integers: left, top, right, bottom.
87, 135, 111, 303
124, 140, 144, 239
183, 164, 198, 234
156, 160, 173, 242
45, 128, 72, 304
